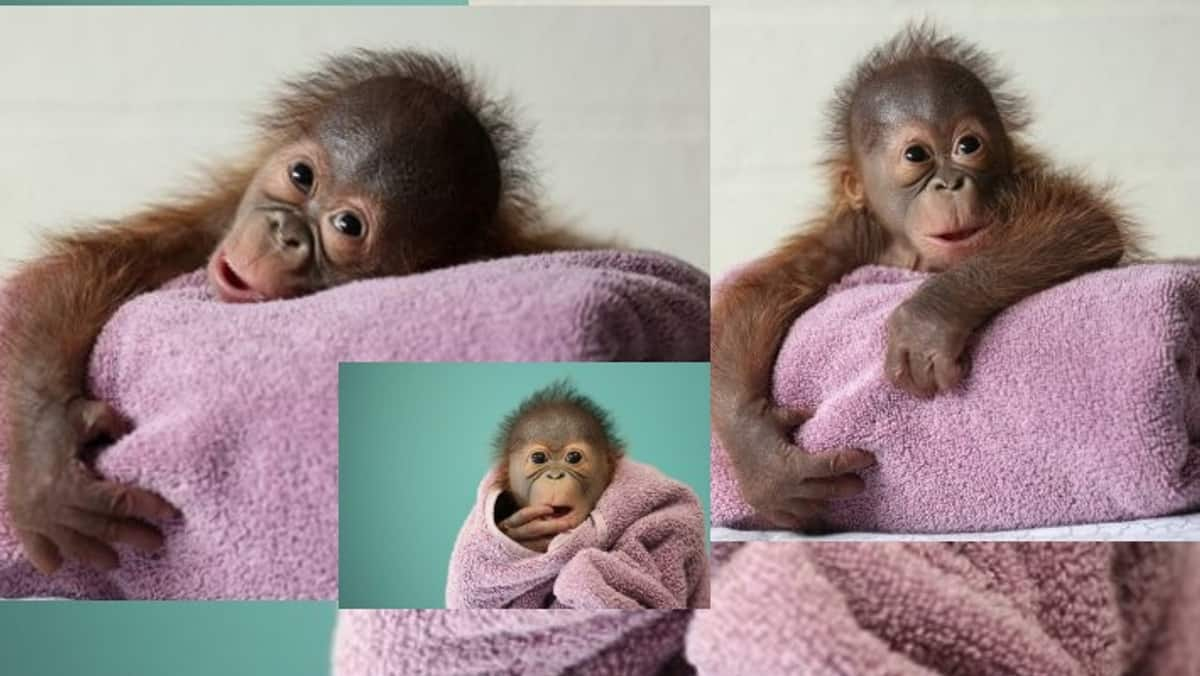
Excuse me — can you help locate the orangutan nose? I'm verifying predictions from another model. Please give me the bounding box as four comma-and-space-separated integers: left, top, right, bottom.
930, 170, 966, 192
270, 212, 313, 266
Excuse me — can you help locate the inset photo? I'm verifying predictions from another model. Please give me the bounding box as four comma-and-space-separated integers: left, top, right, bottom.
337, 362, 710, 610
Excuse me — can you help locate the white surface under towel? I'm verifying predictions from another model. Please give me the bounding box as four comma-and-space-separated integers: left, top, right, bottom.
711, 512, 1200, 542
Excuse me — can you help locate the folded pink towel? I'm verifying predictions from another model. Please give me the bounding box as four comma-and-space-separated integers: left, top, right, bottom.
688, 542, 1200, 675
713, 263, 1200, 532
333, 608, 695, 675
446, 459, 709, 609
336, 543, 1199, 675
0, 250, 709, 599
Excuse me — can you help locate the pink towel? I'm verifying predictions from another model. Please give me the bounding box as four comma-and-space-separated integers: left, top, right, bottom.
446, 459, 709, 609
688, 542, 1200, 675
712, 263, 1200, 532
333, 609, 695, 676
0, 250, 709, 599
335, 543, 1199, 675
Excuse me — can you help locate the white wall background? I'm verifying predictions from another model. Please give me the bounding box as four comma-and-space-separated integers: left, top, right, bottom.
710, 0, 1200, 277
0, 6, 709, 276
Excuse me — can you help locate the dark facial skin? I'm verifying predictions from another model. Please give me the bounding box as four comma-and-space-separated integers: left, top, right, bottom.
496, 405, 615, 553
208, 77, 501, 302
507, 407, 611, 516
850, 59, 1012, 272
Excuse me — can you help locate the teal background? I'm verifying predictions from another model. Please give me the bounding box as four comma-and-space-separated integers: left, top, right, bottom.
0, 1, 462, 5
0, 601, 336, 675
338, 362, 711, 609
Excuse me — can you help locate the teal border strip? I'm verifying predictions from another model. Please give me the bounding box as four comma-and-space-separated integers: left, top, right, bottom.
0, 601, 338, 676
0, 1, 464, 5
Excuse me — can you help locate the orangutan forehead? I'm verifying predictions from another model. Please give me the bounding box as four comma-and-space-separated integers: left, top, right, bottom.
312, 75, 498, 203
849, 58, 1001, 148
508, 405, 607, 449
314, 75, 467, 136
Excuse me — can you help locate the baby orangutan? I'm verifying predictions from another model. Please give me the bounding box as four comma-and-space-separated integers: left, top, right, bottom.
712, 24, 1137, 530
491, 381, 623, 553
448, 378, 707, 609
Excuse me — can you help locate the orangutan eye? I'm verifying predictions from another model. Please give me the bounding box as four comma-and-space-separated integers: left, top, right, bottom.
288, 162, 315, 193
332, 211, 364, 237
565, 451, 583, 464
903, 145, 930, 163
957, 135, 981, 155
530, 451, 548, 464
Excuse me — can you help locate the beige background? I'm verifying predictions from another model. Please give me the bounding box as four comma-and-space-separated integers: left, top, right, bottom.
708, 0, 1200, 277
0, 6, 709, 276
5, 3, 1196, 280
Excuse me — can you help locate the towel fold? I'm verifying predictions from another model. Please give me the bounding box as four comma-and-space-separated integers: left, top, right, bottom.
335, 542, 1199, 675
0, 250, 710, 599
687, 542, 1200, 675
333, 608, 695, 676
713, 263, 1200, 532
446, 459, 709, 609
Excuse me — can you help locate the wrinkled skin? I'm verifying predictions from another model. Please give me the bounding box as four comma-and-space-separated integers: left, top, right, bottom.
725, 400, 876, 529
497, 405, 615, 553
852, 59, 1013, 273
208, 76, 501, 302
6, 398, 179, 574
885, 297, 974, 397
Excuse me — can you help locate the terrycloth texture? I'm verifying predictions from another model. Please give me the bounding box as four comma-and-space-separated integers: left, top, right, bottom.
332, 609, 695, 676
446, 459, 709, 609
712, 263, 1200, 532
336, 544, 1200, 676
0, 250, 709, 599
687, 542, 1200, 676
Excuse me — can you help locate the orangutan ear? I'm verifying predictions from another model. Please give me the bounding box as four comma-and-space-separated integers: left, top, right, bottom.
841, 168, 866, 211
